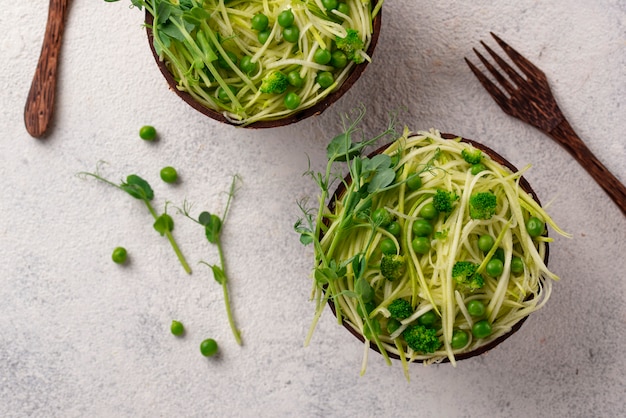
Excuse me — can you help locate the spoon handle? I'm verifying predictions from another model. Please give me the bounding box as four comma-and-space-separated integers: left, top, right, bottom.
24, 0, 69, 138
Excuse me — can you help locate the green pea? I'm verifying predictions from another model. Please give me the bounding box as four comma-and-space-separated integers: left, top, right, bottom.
217, 85, 237, 102
330, 50, 348, 68
239, 55, 258, 74
322, 0, 338, 10
251, 13, 269, 31
372, 207, 392, 227
200, 338, 219, 357
451, 329, 469, 349
170, 320, 185, 336
467, 299, 486, 317
477, 235, 494, 252
380, 238, 397, 255
257, 29, 271, 44
486, 258, 504, 277
412, 237, 431, 254
316, 71, 334, 88
277, 9, 295, 27
406, 173, 422, 190
526, 216, 544, 237
287, 70, 304, 87
284, 92, 301, 110
336, 2, 350, 16
139, 125, 157, 141
419, 203, 437, 220
386, 221, 401, 237
511, 256, 524, 275
417, 311, 437, 327
314, 48, 332, 65
412, 219, 433, 237
493, 247, 505, 261
160, 166, 178, 184
282, 26, 300, 43
472, 320, 492, 339
386, 318, 401, 334
111, 247, 127, 264
471, 163, 487, 175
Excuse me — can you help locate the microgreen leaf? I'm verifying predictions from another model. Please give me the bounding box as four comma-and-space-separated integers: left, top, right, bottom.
199, 211, 222, 244
121, 175, 154, 201
153, 213, 174, 236
210, 264, 227, 285
355, 277, 374, 303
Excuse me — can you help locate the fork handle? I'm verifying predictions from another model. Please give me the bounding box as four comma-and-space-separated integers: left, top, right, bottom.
549, 119, 626, 216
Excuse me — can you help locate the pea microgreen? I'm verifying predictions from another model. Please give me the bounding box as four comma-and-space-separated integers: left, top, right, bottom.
178, 175, 242, 345
78, 165, 191, 274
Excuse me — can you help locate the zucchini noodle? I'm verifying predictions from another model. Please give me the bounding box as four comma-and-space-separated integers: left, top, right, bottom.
312, 128, 569, 374
138, 0, 379, 125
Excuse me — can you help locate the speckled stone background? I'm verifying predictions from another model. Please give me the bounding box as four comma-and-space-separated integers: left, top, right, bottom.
1, 1, 625, 417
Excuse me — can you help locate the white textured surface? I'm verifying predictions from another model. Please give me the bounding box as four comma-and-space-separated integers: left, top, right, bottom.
1, 1, 625, 417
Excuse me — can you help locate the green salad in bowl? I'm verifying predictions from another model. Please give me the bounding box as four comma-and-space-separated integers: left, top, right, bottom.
107, 0, 382, 127
295, 110, 569, 379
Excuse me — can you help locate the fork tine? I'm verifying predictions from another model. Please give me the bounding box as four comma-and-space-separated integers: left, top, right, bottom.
490, 32, 546, 79
473, 45, 517, 95
480, 41, 528, 88
464, 57, 511, 113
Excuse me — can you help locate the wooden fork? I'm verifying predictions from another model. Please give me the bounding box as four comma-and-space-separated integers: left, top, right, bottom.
465, 32, 626, 216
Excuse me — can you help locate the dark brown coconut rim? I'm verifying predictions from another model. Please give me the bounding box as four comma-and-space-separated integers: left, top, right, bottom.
326, 133, 550, 363
145, 3, 382, 129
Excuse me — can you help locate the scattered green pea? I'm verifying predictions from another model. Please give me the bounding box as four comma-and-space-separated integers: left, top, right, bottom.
406, 173, 422, 190
316, 71, 334, 88
170, 320, 185, 336
111, 246, 127, 264
386, 221, 402, 237
417, 311, 438, 327
467, 299, 486, 317
451, 329, 469, 349
380, 238, 397, 255
200, 338, 219, 357
314, 48, 332, 65
336, 2, 350, 15
330, 50, 348, 68
257, 29, 271, 44
277, 9, 295, 27
472, 320, 492, 339
412, 219, 433, 237
217, 50, 238, 69
322, 0, 338, 10
139, 125, 157, 141
287, 70, 304, 87
419, 203, 437, 220
282, 26, 300, 43
239, 55, 258, 74
251, 13, 269, 31
511, 256, 525, 275
526, 216, 544, 237
477, 235, 494, 252
486, 258, 504, 277
217, 85, 237, 102
160, 166, 178, 184
412, 237, 431, 254
284, 92, 301, 110
372, 207, 392, 227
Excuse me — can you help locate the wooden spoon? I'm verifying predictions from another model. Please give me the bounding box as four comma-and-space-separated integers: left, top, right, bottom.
24, 0, 70, 138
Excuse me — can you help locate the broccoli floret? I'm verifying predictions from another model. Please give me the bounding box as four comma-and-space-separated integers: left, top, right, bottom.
461, 148, 483, 164
469, 191, 497, 220
380, 254, 406, 281
452, 261, 485, 290
402, 324, 440, 353
260, 70, 288, 94
388, 299, 413, 320
432, 189, 458, 214
335, 29, 365, 64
